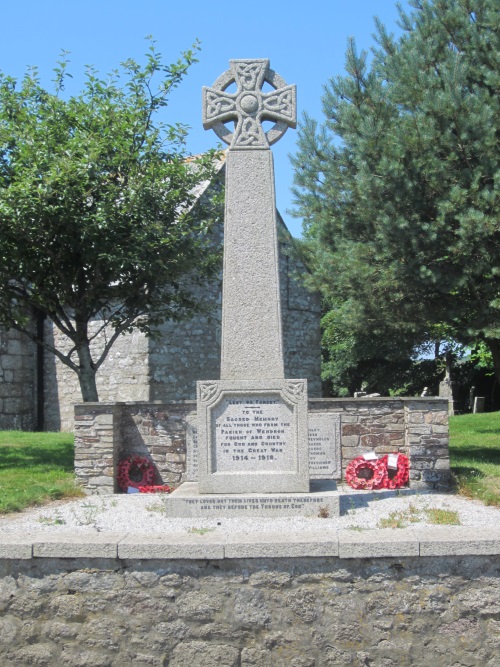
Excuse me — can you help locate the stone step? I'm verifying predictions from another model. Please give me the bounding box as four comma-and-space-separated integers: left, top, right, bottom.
164, 480, 339, 518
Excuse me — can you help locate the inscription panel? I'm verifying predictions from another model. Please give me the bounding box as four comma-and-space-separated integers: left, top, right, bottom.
309, 413, 341, 479
184, 495, 327, 512
185, 414, 198, 482
186, 411, 341, 481
197, 379, 309, 494
212, 395, 294, 473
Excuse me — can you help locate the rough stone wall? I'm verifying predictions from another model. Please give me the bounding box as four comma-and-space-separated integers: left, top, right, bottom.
44, 322, 151, 432
74, 398, 449, 494
119, 402, 196, 489
0, 555, 499, 666
74, 404, 123, 495
74, 402, 197, 494
404, 399, 450, 489
0, 328, 36, 430
310, 398, 450, 489
280, 234, 322, 391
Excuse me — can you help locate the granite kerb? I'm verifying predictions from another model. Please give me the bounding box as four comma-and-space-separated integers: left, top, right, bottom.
2, 526, 500, 561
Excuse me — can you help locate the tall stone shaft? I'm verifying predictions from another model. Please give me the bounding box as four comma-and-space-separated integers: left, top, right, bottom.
202, 58, 297, 380
221, 150, 283, 380
197, 59, 307, 495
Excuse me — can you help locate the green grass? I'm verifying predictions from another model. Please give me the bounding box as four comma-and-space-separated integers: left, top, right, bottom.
0, 431, 84, 514
449, 411, 500, 506
377, 505, 461, 529
425, 508, 461, 525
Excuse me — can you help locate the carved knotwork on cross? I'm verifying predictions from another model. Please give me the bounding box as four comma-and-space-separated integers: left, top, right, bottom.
202, 59, 296, 150
199, 382, 219, 404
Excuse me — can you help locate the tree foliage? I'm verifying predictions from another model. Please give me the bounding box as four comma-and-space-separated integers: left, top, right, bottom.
292, 0, 499, 391
0, 40, 222, 402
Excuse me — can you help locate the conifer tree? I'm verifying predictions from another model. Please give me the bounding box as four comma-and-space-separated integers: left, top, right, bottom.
292, 0, 499, 387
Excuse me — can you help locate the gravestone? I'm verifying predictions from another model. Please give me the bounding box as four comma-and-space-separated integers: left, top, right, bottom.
439, 378, 455, 416
166, 59, 339, 517
473, 396, 485, 413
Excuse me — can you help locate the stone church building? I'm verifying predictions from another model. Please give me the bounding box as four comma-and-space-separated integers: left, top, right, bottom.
0, 161, 322, 432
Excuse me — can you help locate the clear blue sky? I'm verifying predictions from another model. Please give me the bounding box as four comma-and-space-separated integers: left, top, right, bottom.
0, 0, 411, 238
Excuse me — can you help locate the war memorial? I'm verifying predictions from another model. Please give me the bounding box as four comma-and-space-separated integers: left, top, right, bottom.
1, 59, 499, 667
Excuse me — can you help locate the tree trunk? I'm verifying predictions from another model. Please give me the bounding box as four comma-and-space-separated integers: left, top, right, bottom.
76, 340, 99, 402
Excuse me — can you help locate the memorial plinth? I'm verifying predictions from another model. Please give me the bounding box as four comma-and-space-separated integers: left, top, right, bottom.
165, 480, 339, 519
197, 379, 308, 494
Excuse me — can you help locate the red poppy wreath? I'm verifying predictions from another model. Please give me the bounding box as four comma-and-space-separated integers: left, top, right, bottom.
138, 485, 171, 494
117, 455, 155, 492
345, 456, 387, 490
380, 454, 410, 490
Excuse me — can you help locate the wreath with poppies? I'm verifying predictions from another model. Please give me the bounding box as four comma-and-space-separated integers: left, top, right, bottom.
345, 457, 387, 490
379, 454, 410, 490
138, 485, 172, 494
117, 455, 155, 491
345, 454, 410, 490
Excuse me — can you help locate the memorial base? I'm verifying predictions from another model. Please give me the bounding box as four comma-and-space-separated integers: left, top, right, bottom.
164, 480, 340, 518
197, 378, 309, 494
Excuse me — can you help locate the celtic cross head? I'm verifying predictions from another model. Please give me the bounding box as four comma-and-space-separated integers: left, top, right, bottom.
202, 59, 296, 150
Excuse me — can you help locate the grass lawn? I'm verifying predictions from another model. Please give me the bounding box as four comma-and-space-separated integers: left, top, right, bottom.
449, 411, 500, 506
0, 411, 499, 514
0, 430, 84, 513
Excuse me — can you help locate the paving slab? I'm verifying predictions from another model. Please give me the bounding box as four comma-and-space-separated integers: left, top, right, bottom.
338, 528, 420, 558
32, 532, 126, 558
224, 531, 339, 558
415, 526, 500, 556
118, 533, 225, 560
0, 534, 35, 559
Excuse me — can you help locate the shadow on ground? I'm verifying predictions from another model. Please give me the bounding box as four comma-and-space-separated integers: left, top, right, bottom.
0, 443, 74, 471
337, 486, 440, 515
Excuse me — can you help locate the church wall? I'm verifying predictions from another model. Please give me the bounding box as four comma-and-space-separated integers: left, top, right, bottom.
280, 251, 322, 394
43, 321, 152, 432
43, 224, 321, 432
0, 328, 37, 431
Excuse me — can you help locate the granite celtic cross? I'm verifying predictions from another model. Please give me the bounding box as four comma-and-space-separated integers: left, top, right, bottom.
196, 59, 308, 495
202, 58, 298, 380
202, 59, 296, 150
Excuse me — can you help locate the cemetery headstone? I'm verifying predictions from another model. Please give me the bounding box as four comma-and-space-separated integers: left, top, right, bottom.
439, 378, 455, 416
473, 396, 485, 413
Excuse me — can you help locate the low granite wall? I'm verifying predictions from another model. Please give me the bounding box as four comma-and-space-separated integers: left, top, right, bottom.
74, 398, 450, 495
0, 547, 499, 666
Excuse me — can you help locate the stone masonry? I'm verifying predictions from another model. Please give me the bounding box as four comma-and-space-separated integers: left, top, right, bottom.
0, 554, 498, 666
0, 328, 36, 431
74, 397, 450, 495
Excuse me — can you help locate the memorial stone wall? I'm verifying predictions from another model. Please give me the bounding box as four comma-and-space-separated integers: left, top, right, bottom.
74, 397, 449, 495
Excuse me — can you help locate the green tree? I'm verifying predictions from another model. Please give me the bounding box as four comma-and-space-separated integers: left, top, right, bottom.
0, 41, 222, 402
292, 0, 499, 388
